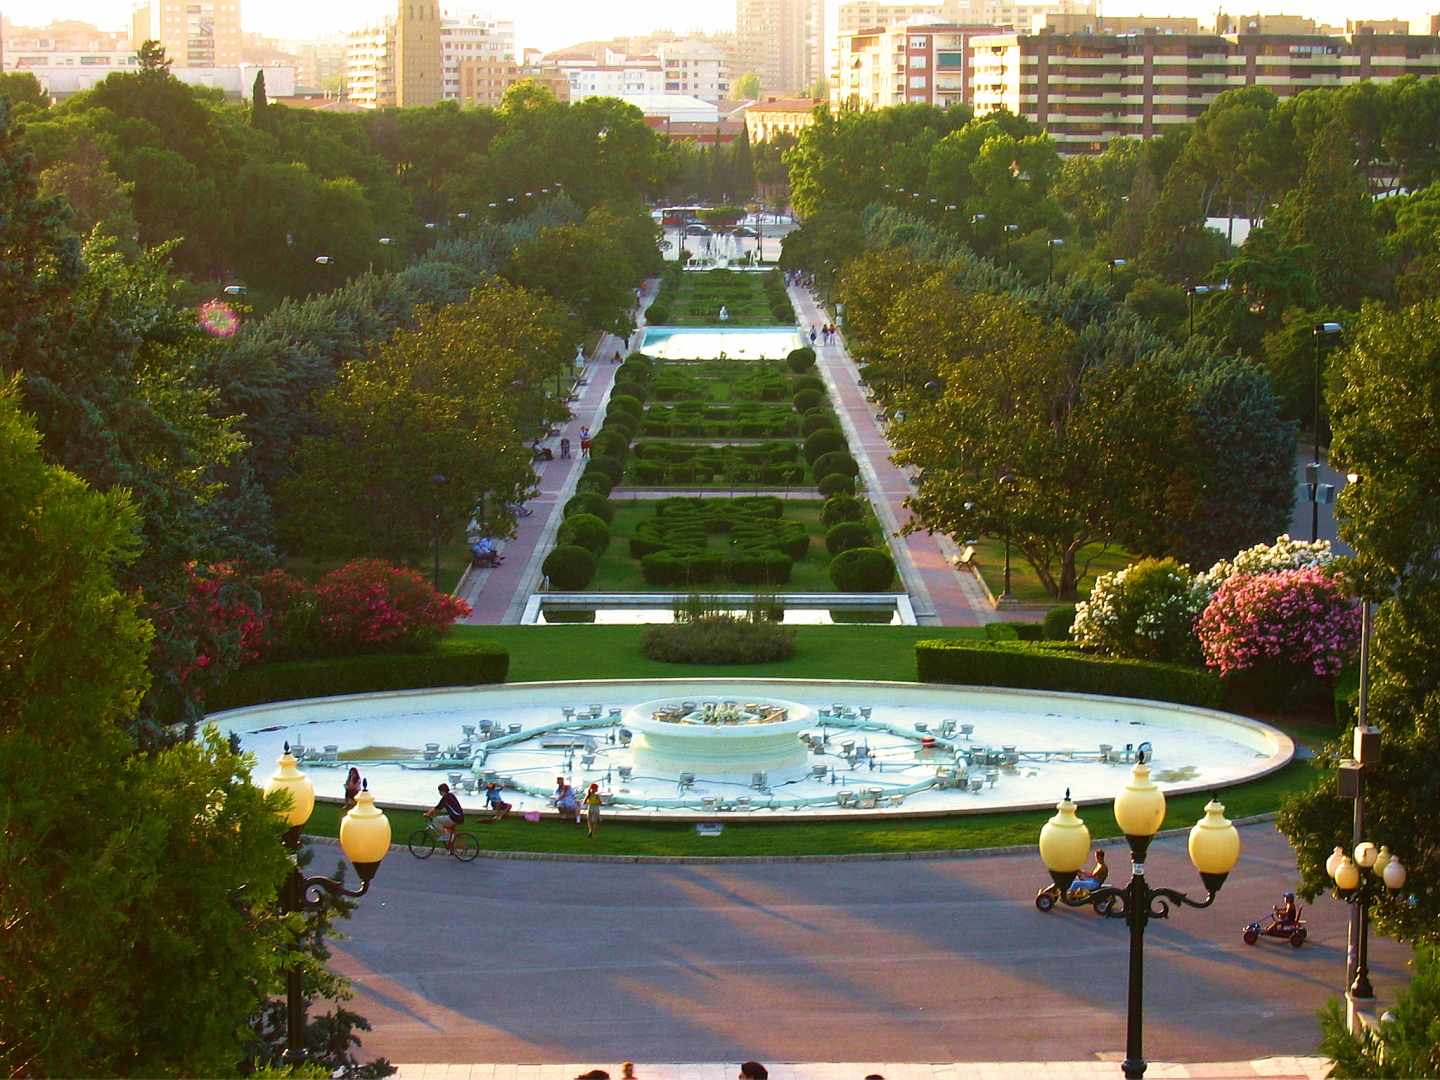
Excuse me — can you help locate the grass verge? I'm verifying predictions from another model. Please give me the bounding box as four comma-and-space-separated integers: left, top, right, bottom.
969, 539, 1134, 606
302, 760, 1316, 858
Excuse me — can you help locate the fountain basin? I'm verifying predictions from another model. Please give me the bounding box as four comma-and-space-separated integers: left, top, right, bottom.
625, 697, 813, 779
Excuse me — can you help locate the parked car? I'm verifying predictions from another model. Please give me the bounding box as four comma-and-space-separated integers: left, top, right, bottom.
684, 224, 712, 236
733, 226, 758, 237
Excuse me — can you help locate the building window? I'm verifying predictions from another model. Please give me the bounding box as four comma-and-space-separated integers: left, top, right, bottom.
909, 74, 927, 88
909, 36, 928, 47
910, 54, 927, 68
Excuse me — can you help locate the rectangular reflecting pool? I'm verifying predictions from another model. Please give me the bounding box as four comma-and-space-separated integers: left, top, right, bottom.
535, 606, 902, 625
640, 326, 803, 361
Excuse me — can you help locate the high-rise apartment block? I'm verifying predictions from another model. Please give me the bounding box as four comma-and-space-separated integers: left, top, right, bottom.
131, 0, 242, 67
969, 24, 1440, 153
347, 6, 514, 108
735, 0, 824, 95
836, 23, 999, 109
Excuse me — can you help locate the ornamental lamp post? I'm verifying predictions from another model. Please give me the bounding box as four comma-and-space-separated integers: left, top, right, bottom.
431, 473, 448, 592
1046, 237, 1064, 284
264, 746, 390, 1064
997, 472, 1016, 605
1328, 838, 1407, 1011
1310, 322, 1343, 541
1108, 258, 1127, 288
1038, 758, 1241, 1080
1002, 223, 1019, 265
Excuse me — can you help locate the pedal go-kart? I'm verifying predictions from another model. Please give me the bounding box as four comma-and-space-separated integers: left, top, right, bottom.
1243, 908, 1308, 948
1035, 878, 1115, 914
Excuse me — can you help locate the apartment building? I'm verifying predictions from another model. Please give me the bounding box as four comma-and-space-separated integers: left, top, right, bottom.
735, 0, 825, 95
440, 12, 514, 100
744, 95, 823, 141
131, 0, 242, 67
835, 22, 1004, 109
969, 25, 1440, 154
659, 39, 731, 99
457, 58, 569, 106
348, 6, 514, 108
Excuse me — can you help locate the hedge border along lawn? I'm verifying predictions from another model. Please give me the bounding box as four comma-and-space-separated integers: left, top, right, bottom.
914, 638, 1223, 708
206, 637, 509, 712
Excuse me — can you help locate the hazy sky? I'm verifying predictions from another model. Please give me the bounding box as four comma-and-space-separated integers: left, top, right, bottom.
5, 0, 1432, 58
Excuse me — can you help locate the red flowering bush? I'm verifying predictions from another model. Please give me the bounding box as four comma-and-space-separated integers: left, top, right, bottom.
1196, 567, 1360, 679
249, 568, 313, 659
312, 559, 471, 653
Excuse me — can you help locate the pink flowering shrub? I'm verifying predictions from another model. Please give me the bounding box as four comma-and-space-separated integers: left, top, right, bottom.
312, 559, 471, 653
1196, 567, 1360, 679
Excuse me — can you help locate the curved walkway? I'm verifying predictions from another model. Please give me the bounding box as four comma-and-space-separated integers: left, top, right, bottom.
788, 285, 992, 627
456, 283, 656, 623
331, 823, 1399, 1067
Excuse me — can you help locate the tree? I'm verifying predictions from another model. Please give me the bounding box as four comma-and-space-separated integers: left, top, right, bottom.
1318, 942, 1440, 1078
733, 72, 761, 101
1277, 297, 1440, 947
0, 381, 296, 1076
136, 39, 172, 74
251, 68, 270, 128
278, 280, 572, 562
1266, 124, 1382, 308
37, 139, 139, 248
0, 71, 49, 113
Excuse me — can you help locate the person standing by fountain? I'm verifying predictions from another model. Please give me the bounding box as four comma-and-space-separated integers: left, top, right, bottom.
718, 304, 729, 322
583, 782, 603, 838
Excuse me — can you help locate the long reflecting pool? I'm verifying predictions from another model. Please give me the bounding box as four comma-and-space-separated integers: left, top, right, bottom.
639, 326, 803, 360
213, 679, 1293, 819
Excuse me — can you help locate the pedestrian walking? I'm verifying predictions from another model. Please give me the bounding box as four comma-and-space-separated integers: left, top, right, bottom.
583, 782, 602, 837
809, 326, 817, 345
579, 425, 591, 456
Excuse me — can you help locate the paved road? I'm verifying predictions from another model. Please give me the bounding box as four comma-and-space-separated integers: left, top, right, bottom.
330, 825, 1404, 1066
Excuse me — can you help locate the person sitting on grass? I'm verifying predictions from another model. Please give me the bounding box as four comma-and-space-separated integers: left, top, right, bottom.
554, 779, 579, 820
484, 782, 511, 819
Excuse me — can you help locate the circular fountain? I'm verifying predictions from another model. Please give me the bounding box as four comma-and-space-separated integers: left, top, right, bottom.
625, 697, 812, 779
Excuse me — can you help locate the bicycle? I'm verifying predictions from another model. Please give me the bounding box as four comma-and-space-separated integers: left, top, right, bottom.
407, 817, 480, 862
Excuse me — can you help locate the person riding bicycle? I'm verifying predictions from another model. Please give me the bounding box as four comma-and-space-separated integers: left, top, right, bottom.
425, 783, 465, 851
1274, 891, 1299, 928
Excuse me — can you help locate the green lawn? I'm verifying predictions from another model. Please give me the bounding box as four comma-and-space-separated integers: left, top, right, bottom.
583, 500, 881, 592
303, 759, 1317, 857
657, 269, 787, 326
970, 539, 1134, 606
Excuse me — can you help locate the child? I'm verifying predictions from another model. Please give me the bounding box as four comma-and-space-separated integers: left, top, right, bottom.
583, 782, 603, 838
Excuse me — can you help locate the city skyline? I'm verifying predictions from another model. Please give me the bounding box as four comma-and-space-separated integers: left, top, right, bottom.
5, 0, 1434, 64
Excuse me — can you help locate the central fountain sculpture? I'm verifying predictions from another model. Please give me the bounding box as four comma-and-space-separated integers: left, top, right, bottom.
624, 697, 813, 779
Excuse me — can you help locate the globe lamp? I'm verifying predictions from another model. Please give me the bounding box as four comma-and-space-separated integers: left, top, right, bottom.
265, 743, 315, 830
1039, 789, 1092, 894
338, 782, 391, 884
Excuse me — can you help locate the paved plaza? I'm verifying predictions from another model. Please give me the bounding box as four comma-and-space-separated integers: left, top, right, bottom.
387, 1059, 1330, 1079
330, 824, 1400, 1068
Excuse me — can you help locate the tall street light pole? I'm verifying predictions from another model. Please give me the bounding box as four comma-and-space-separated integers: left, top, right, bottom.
1038, 760, 1241, 1079
431, 473, 448, 592
1003, 223, 1018, 266
998, 472, 1015, 604
264, 747, 390, 1064
1046, 237, 1064, 284
1311, 322, 1343, 541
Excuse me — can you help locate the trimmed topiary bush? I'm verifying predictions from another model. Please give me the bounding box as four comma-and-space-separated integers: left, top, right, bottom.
801, 413, 839, 437
585, 454, 624, 482
818, 473, 857, 497
556, 512, 611, 556
787, 346, 816, 373
792, 388, 824, 413
563, 492, 613, 523
612, 380, 648, 403
914, 640, 1223, 707
804, 428, 848, 465
825, 520, 873, 556
821, 494, 866, 527
608, 393, 643, 419
589, 430, 630, 460
792, 375, 826, 394
830, 546, 896, 591
642, 617, 795, 664
645, 303, 671, 324
542, 544, 597, 589
1043, 604, 1077, 641
577, 470, 614, 497
813, 450, 860, 483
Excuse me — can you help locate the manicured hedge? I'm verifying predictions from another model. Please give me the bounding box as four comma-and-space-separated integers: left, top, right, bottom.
913, 640, 1224, 707
1043, 604, 1077, 641
577, 470, 614, 496
608, 394, 643, 419
543, 544, 597, 589
804, 428, 848, 464
813, 451, 860, 482
793, 388, 824, 412
564, 492, 613, 523
821, 493, 866, 526
818, 473, 857, 496
787, 346, 816, 372
207, 640, 509, 713
556, 512, 610, 556
802, 413, 839, 437
985, 621, 1043, 642
825, 520, 873, 555
830, 546, 896, 591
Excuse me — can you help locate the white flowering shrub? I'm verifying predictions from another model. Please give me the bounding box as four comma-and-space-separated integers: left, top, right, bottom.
1072, 557, 1208, 662
1201, 535, 1336, 597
